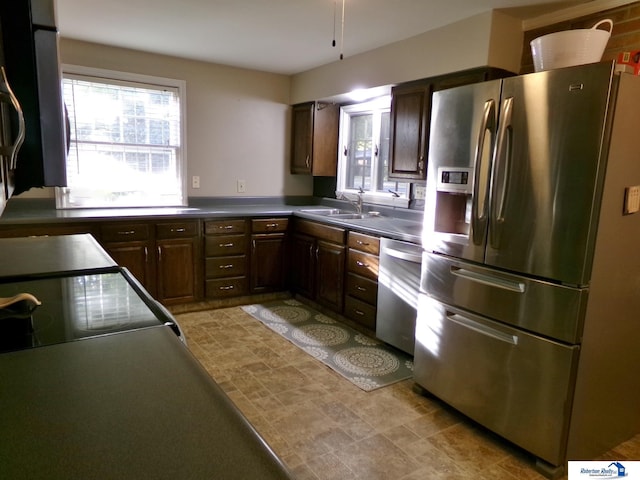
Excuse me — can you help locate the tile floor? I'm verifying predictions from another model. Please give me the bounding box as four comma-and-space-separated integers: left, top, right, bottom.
174, 305, 640, 480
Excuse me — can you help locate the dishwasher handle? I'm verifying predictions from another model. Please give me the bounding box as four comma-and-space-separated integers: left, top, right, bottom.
384, 247, 422, 264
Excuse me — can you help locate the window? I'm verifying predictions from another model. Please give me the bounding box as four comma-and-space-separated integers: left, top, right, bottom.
337, 97, 409, 206
57, 66, 186, 209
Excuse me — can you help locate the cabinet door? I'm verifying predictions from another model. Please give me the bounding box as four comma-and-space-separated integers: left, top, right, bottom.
105, 243, 153, 294
388, 82, 431, 181
291, 102, 314, 174
290, 233, 315, 298
311, 103, 339, 176
156, 237, 198, 304
250, 233, 287, 293
316, 239, 345, 312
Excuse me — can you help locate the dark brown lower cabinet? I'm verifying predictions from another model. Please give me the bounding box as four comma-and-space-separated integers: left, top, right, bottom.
100, 222, 153, 291
290, 219, 346, 312
99, 220, 201, 305
315, 239, 345, 311
156, 237, 200, 304
343, 231, 380, 330
290, 233, 315, 299
250, 218, 289, 294
204, 218, 249, 299
251, 233, 287, 293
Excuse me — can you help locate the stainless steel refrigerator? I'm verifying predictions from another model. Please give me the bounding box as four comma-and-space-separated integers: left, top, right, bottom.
415, 61, 640, 476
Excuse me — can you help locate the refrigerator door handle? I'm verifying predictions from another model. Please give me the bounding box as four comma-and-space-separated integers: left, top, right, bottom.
490, 96, 514, 249
471, 99, 496, 245
446, 312, 519, 345
450, 265, 525, 293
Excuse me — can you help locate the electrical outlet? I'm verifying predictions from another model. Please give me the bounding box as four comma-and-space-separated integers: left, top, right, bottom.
192, 176, 200, 189
624, 185, 640, 214
237, 179, 246, 193
414, 185, 426, 200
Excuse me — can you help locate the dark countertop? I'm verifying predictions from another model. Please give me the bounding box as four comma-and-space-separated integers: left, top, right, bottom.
0, 326, 293, 480
0, 234, 117, 279
0, 233, 294, 479
0, 197, 424, 244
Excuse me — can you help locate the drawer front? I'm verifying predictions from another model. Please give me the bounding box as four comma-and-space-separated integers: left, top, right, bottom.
414, 294, 579, 465
205, 234, 247, 256
206, 277, 248, 298
205, 219, 246, 235
101, 223, 150, 242
205, 255, 247, 279
156, 221, 199, 239
348, 231, 380, 255
347, 249, 379, 281
252, 218, 289, 233
423, 253, 587, 344
344, 296, 377, 330
294, 219, 345, 244
346, 273, 378, 305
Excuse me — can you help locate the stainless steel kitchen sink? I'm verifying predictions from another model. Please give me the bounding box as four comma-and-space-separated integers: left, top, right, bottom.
299, 208, 383, 219
329, 212, 382, 219
299, 208, 343, 215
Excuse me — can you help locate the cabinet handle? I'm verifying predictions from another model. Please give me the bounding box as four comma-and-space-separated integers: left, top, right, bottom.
171, 227, 186, 233
219, 264, 234, 269
305, 155, 310, 169
265, 223, 278, 228
219, 225, 234, 230
144, 246, 148, 264
356, 285, 367, 291
117, 230, 136, 235
356, 240, 370, 246
354, 309, 365, 316
356, 260, 369, 268
219, 285, 235, 290
219, 242, 235, 247
157, 246, 162, 262
418, 159, 425, 171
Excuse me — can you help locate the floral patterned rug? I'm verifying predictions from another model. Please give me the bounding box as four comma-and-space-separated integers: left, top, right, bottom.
241, 299, 414, 391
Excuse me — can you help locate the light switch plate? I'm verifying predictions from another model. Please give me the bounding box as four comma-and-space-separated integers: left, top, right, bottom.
623, 185, 640, 215
237, 179, 246, 193
192, 176, 200, 189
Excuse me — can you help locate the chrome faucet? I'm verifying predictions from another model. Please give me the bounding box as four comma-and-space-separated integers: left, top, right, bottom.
336, 187, 364, 214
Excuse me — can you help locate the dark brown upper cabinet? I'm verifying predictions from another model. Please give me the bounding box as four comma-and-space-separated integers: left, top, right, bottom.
388, 67, 514, 182
290, 101, 339, 176
388, 81, 432, 181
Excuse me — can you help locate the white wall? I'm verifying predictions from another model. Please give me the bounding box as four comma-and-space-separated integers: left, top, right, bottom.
290, 11, 524, 103
38, 39, 313, 199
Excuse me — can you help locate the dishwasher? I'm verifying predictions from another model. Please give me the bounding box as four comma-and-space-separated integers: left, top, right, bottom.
376, 238, 422, 355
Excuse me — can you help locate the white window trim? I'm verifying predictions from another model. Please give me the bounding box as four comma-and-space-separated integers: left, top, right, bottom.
336, 98, 409, 209
56, 64, 188, 208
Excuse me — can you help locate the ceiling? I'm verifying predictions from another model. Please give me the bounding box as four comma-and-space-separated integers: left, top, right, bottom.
56, 0, 592, 75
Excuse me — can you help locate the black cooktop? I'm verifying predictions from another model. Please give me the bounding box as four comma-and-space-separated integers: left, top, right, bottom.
0, 269, 170, 353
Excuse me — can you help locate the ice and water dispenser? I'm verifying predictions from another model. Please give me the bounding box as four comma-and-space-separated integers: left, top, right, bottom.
432, 167, 475, 236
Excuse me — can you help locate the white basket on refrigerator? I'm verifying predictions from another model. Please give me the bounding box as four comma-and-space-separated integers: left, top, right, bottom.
530, 19, 613, 72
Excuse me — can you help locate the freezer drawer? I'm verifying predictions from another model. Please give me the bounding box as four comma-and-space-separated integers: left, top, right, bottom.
414, 294, 579, 466
422, 253, 588, 344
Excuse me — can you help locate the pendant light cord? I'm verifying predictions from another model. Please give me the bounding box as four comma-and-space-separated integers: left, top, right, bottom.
332, 0, 345, 60
332, 0, 337, 47
340, 0, 345, 60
